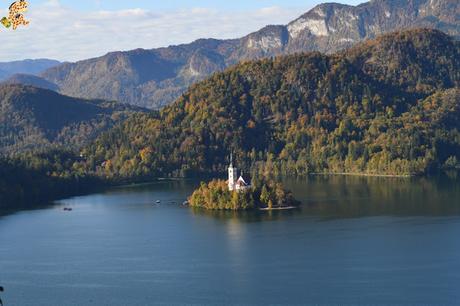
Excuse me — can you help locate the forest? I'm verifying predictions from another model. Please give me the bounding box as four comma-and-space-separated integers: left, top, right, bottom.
0, 84, 142, 156
1, 29, 460, 209
82, 29, 460, 179
0, 151, 104, 210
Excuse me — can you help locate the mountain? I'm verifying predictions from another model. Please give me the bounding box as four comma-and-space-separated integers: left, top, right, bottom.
0, 85, 143, 155
0, 59, 60, 81
0, 69, 8, 80
81, 29, 460, 178
2, 74, 59, 91
37, 0, 459, 109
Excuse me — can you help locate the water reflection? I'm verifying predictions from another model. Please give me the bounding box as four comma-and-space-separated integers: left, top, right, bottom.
2, 174, 460, 221
287, 174, 460, 219
191, 207, 301, 223
190, 173, 460, 221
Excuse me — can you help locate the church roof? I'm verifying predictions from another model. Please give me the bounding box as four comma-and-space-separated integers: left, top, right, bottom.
236, 176, 249, 186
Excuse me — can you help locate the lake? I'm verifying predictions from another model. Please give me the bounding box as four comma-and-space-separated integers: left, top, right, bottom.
1, 174, 460, 305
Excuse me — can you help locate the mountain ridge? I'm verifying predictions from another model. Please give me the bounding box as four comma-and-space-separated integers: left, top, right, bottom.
2, 74, 60, 91
35, 0, 459, 109
0, 59, 61, 81
0, 84, 144, 155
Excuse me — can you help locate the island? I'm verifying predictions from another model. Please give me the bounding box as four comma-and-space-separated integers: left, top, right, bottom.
188, 155, 300, 211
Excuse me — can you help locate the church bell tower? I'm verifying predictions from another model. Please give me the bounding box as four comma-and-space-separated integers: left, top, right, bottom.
228, 153, 237, 191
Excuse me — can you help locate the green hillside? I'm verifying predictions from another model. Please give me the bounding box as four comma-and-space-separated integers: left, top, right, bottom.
0, 85, 144, 155
82, 29, 460, 178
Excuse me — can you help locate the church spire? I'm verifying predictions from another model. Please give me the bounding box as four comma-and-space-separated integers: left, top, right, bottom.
228, 152, 237, 191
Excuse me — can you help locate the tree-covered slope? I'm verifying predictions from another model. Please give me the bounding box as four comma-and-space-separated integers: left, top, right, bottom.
83, 29, 460, 178
0, 85, 143, 155
0, 152, 103, 210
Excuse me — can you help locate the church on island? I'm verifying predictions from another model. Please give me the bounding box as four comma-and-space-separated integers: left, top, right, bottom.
227, 154, 251, 192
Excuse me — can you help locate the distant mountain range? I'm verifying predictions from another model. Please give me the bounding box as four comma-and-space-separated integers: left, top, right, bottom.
2, 74, 59, 91
0, 59, 60, 81
82, 29, 460, 178
9, 0, 459, 109
0, 85, 143, 155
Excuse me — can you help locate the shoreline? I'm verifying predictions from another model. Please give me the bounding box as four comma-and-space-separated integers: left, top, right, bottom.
259, 206, 298, 211
311, 172, 414, 178
0, 172, 422, 215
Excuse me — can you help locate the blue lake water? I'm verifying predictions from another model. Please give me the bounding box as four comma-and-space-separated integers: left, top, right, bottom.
1, 175, 460, 305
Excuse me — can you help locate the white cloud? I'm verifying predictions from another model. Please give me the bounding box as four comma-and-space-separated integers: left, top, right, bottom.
0, 1, 307, 62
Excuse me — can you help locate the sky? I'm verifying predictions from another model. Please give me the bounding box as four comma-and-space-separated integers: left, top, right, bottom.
0, 0, 365, 62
